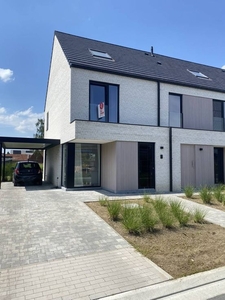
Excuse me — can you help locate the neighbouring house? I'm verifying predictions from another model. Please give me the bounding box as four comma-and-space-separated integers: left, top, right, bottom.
2, 154, 32, 162
2, 151, 43, 164
44, 31, 225, 192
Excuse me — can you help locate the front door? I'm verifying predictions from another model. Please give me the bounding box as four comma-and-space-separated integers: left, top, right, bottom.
138, 143, 155, 189
214, 147, 224, 184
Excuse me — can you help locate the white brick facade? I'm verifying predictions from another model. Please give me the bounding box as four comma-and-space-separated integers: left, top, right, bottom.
71, 68, 158, 126
45, 34, 225, 193
44, 37, 75, 143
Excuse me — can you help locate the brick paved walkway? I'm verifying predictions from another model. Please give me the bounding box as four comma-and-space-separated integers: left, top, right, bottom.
0, 183, 171, 300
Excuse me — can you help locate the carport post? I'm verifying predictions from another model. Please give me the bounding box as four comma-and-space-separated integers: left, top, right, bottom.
2, 147, 5, 181
0, 142, 2, 189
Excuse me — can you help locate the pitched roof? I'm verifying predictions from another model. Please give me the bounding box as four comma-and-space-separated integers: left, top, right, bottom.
55, 31, 225, 93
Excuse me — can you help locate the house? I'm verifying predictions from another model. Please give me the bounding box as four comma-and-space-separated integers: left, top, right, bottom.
3, 153, 32, 162
44, 31, 225, 193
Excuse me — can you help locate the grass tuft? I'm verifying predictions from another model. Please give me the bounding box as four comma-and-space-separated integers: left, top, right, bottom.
199, 186, 212, 204
153, 197, 175, 229
170, 200, 190, 226
193, 208, 206, 224
143, 192, 151, 203
184, 185, 194, 198
107, 201, 121, 221
140, 205, 158, 232
99, 196, 108, 206
213, 185, 224, 203
121, 206, 144, 235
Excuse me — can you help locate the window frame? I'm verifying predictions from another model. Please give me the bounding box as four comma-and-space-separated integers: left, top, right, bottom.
213, 99, 225, 131
169, 93, 183, 128
89, 81, 119, 123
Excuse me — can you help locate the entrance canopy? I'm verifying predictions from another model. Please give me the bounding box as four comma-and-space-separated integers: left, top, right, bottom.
0, 136, 60, 188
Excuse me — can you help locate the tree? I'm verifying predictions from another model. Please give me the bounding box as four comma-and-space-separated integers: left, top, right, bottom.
34, 118, 44, 138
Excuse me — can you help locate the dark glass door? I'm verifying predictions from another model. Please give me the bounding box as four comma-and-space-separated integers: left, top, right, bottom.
138, 143, 155, 189
214, 148, 224, 184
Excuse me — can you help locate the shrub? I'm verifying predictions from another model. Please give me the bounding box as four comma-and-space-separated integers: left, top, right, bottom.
199, 186, 212, 204
170, 201, 190, 226
140, 205, 158, 232
184, 186, 194, 198
121, 206, 144, 235
153, 197, 175, 229
99, 196, 108, 206
107, 201, 121, 221
213, 185, 224, 203
193, 208, 206, 223
2, 161, 15, 181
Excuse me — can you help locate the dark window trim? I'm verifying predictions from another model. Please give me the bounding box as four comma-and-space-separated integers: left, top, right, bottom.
89, 80, 119, 123
213, 99, 225, 131
169, 93, 183, 128
213, 99, 224, 118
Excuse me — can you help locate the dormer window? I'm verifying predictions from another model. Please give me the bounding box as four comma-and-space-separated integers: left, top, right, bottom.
89, 49, 113, 60
187, 69, 209, 79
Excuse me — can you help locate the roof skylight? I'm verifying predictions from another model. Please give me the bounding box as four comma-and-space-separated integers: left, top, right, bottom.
187, 69, 209, 79
89, 49, 113, 60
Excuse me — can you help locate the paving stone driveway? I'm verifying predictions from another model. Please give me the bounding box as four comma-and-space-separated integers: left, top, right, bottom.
0, 183, 171, 300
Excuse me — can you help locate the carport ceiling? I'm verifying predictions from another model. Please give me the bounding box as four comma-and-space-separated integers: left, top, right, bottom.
0, 136, 60, 150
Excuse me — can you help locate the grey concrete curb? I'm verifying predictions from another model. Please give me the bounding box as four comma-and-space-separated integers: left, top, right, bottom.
100, 266, 225, 300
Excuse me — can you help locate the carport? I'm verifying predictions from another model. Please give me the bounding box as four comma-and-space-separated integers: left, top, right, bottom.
0, 136, 60, 188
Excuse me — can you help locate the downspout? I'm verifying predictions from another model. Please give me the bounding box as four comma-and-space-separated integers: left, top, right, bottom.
157, 82, 160, 127
169, 127, 173, 192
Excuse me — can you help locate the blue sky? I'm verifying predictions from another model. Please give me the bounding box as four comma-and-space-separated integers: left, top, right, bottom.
1, 0, 225, 137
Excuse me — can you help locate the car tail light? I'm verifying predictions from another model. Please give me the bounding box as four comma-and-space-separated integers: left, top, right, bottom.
15, 169, 20, 175
38, 169, 41, 174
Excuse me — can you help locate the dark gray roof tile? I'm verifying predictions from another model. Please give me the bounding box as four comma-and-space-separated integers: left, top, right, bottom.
55, 31, 225, 93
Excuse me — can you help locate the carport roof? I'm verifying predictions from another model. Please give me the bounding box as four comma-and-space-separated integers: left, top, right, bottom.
0, 136, 60, 150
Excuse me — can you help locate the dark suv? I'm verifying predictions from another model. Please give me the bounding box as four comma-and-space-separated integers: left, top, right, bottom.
13, 161, 42, 186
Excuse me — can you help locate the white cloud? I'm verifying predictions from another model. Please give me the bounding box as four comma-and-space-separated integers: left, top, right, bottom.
0, 106, 44, 135
222, 65, 225, 70
0, 107, 6, 114
0, 68, 14, 82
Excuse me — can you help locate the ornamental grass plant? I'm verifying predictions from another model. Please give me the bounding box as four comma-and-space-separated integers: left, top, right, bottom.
152, 197, 175, 229
170, 200, 190, 226
199, 186, 212, 204
107, 201, 121, 221
184, 185, 194, 198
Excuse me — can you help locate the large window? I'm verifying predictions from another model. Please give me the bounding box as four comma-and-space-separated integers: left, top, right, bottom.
74, 144, 100, 187
213, 100, 225, 131
169, 94, 182, 127
90, 82, 119, 123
